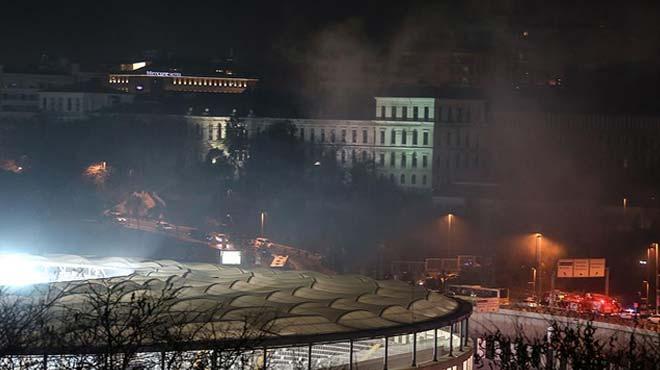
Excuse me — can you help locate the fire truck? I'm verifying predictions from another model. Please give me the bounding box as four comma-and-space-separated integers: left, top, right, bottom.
544, 290, 621, 315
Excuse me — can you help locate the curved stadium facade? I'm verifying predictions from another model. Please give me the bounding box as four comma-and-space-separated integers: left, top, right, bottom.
1, 255, 473, 369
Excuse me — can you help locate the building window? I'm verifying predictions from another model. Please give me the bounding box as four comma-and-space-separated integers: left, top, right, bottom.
400, 174, 406, 184
380, 106, 385, 118
352, 129, 357, 143
402, 106, 408, 119
362, 130, 368, 144
300, 127, 305, 140
330, 129, 336, 143
320, 129, 325, 142
422, 175, 427, 185
390, 152, 395, 167
379, 153, 385, 166
422, 155, 428, 168
341, 129, 347, 143
67, 98, 72, 112
391, 106, 396, 119
341, 150, 346, 164
423, 132, 429, 145
411, 174, 417, 185
310, 128, 315, 142
351, 150, 356, 164
412, 130, 418, 145
413, 106, 419, 120
401, 153, 407, 168
391, 130, 396, 145
361, 151, 367, 161
412, 153, 417, 168
380, 130, 385, 145
401, 130, 407, 145
390, 174, 395, 182
424, 106, 429, 120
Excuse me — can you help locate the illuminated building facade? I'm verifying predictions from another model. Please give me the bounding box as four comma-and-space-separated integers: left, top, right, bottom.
107, 64, 258, 95
246, 97, 436, 190
0, 64, 100, 115
38, 89, 135, 120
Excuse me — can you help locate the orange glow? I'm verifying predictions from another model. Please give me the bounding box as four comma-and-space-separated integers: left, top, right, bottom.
84, 161, 111, 185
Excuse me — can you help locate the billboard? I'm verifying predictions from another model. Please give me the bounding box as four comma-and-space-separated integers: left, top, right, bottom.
557, 260, 575, 278
588, 258, 606, 277
221, 250, 242, 265
270, 255, 289, 268
557, 259, 606, 278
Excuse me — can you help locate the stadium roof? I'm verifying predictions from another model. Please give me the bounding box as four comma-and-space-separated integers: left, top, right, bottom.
2, 254, 471, 353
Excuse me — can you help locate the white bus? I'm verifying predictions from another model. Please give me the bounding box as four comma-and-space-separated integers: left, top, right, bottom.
446, 284, 509, 312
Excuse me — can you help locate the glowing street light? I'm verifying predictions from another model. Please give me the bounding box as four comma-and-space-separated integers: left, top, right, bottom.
260, 211, 266, 237
446, 213, 454, 258
535, 233, 543, 298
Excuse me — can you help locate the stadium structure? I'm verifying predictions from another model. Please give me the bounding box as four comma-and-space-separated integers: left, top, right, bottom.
0, 254, 473, 369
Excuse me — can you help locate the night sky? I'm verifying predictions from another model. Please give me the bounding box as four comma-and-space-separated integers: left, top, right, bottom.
3, 1, 660, 114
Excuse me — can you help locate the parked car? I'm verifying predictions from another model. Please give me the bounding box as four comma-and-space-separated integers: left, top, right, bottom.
255, 237, 273, 248
156, 221, 175, 230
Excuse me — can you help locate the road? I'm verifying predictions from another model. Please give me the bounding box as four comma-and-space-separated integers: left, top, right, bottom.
110, 216, 333, 273
115, 217, 206, 245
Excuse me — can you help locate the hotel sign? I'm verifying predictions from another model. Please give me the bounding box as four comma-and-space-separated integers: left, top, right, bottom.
146, 71, 182, 77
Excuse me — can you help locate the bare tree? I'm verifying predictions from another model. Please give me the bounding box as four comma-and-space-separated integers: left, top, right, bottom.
0, 279, 276, 370
475, 320, 660, 370
0, 285, 68, 370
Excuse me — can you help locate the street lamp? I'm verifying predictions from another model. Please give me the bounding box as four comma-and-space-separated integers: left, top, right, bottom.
535, 233, 543, 298
447, 214, 454, 258
649, 243, 659, 314
260, 211, 266, 237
